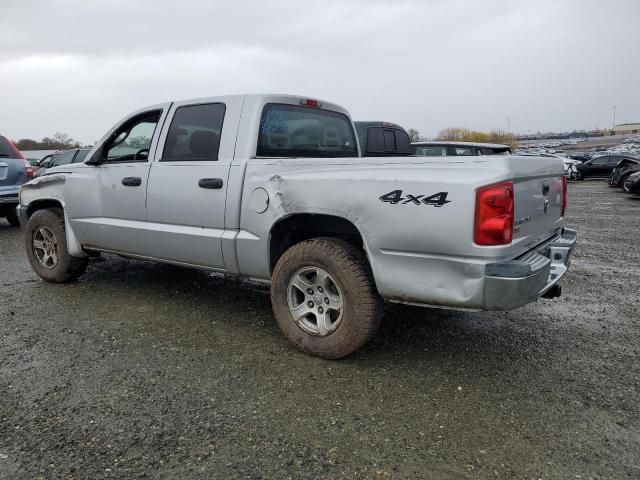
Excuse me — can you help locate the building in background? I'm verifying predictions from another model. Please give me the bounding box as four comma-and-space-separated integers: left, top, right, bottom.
612, 122, 640, 135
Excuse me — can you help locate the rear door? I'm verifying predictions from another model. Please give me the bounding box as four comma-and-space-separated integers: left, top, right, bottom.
144, 96, 244, 269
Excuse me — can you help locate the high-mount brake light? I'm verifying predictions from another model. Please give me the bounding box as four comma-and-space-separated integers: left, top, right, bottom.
300, 98, 322, 108
474, 182, 514, 246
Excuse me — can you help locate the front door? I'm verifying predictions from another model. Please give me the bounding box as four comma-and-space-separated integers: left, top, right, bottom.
144, 97, 243, 269
66, 106, 169, 252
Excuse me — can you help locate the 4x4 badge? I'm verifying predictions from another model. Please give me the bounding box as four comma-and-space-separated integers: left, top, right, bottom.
379, 190, 450, 207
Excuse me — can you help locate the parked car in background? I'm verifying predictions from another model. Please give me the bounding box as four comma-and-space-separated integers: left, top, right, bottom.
36, 152, 62, 167
608, 157, 640, 188
354, 121, 412, 156
26, 152, 62, 175
569, 152, 593, 161
0, 134, 32, 226
521, 152, 581, 180
575, 155, 625, 180
623, 171, 640, 195
412, 141, 511, 156
33, 148, 90, 178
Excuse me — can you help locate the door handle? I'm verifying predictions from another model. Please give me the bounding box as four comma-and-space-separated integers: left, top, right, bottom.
122, 177, 142, 187
542, 181, 550, 195
198, 178, 223, 189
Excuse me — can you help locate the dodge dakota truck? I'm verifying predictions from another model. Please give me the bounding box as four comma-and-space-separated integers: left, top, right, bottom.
18, 94, 576, 359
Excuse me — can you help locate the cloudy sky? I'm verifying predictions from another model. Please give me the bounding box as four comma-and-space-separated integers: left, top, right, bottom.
1, 0, 639, 144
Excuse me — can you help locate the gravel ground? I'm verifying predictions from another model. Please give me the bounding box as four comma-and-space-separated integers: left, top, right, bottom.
1, 182, 638, 479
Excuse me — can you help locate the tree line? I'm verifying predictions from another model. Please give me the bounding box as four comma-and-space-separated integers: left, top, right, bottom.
406, 128, 516, 147
14, 133, 87, 151
436, 127, 517, 147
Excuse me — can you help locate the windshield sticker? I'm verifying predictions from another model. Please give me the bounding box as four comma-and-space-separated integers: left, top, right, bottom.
260, 108, 288, 135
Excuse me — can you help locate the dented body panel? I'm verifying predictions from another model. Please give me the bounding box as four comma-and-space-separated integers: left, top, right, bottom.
19, 94, 575, 311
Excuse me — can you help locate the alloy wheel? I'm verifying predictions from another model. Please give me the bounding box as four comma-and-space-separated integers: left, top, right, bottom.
287, 266, 344, 336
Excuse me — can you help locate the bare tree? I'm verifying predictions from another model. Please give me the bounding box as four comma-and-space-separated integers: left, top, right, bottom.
407, 129, 421, 142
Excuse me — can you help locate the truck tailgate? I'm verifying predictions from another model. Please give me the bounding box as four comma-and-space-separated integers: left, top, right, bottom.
509, 155, 565, 252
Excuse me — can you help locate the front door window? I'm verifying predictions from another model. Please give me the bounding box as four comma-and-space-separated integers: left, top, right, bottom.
104, 111, 161, 162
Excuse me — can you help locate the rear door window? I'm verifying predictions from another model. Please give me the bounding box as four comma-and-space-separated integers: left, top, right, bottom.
257, 103, 357, 158
414, 146, 446, 156
454, 146, 476, 156
52, 150, 76, 166
73, 150, 89, 163
162, 103, 226, 161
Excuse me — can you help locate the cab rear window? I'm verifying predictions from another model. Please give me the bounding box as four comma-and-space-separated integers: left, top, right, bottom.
257, 103, 357, 158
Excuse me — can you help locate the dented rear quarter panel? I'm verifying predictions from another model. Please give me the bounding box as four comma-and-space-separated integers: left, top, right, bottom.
235, 155, 565, 308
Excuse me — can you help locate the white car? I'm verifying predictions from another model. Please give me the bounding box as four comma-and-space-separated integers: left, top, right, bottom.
521, 152, 580, 179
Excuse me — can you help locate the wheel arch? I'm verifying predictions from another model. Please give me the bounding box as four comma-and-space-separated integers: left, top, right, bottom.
26, 198, 64, 218
24, 198, 85, 258
268, 213, 368, 274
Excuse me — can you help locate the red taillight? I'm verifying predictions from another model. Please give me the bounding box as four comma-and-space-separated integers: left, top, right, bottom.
22, 159, 33, 179
561, 176, 567, 217
300, 98, 322, 108
474, 182, 514, 246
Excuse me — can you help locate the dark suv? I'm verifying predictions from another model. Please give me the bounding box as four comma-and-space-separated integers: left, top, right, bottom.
0, 135, 32, 226
608, 157, 640, 188
354, 121, 412, 157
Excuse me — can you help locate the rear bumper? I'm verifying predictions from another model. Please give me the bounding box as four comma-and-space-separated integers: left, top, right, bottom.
0, 189, 19, 218
0, 189, 19, 205
484, 228, 577, 310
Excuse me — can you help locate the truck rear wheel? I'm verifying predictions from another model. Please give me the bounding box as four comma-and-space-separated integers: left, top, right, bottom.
25, 209, 88, 283
271, 238, 383, 359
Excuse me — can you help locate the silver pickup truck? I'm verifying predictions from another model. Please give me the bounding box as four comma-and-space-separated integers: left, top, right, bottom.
18, 94, 576, 358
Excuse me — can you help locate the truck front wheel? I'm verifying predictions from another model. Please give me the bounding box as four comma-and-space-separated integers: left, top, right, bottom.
271, 238, 383, 359
25, 209, 88, 283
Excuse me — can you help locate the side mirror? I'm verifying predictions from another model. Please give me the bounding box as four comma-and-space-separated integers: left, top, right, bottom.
41, 160, 51, 168
85, 146, 104, 166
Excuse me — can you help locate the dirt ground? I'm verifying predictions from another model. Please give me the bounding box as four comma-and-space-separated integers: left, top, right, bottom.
1, 181, 638, 479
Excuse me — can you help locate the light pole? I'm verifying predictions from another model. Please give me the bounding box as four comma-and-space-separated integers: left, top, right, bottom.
613, 105, 616, 128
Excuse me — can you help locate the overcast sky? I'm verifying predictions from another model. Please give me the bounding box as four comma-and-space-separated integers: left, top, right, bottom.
1, 0, 639, 144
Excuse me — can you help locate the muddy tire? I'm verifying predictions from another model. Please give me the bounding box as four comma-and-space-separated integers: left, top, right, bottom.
25, 208, 88, 283
271, 238, 383, 359
5, 209, 20, 227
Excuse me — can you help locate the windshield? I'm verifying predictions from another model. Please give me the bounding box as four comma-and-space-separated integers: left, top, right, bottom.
257, 103, 357, 158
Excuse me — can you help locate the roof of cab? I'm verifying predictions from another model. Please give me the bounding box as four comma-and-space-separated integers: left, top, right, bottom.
168, 94, 351, 116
